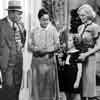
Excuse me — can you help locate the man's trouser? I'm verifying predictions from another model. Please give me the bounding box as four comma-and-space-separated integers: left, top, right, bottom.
2, 54, 23, 89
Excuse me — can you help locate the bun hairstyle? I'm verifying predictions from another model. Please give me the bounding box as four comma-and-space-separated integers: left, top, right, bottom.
38, 8, 49, 19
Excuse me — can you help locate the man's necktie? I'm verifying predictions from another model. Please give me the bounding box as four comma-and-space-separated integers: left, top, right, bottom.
13, 23, 22, 52
13, 22, 17, 32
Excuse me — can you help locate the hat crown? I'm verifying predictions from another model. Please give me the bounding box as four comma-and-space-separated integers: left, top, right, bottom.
7, 0, 23, 12
8, 0, 21, 8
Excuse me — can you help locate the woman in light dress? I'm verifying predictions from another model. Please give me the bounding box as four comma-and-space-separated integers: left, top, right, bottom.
76, 4, 100, 100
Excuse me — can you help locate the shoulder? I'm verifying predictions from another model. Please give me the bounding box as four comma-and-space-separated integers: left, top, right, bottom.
0, 17, 7, 25
31, 27, 39, 34
89, 23, 100, 37
31, 27, 39, 31
48, 24, 59, 37
87, 23, 100, 30
0, 17, 8, 32
78, 24, 84, 31
91, 23, 99, 27
90, 22, 99, 27
48, 23, 57, 31
18, 21, 25, 29
93, 23, 100, 31
78, 24, 84, 28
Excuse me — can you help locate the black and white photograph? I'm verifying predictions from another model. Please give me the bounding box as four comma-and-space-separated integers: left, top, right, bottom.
0, 0, 100, 100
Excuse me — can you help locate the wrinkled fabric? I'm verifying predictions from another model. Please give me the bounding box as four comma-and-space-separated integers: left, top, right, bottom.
78, 23, 100, 97
29, 23, 59, 100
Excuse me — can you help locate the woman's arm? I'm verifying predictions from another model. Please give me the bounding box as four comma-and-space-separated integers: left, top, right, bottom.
79, 27, 100, 61
79, 34, 100, 61
74, 63, 82, 88
28, 37, 34, 52
84, 24, 100, 56
85, 35, 100, 56
28, 31, 39, 52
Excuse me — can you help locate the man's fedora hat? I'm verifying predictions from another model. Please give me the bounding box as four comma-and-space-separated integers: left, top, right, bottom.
6, 0, 23, 12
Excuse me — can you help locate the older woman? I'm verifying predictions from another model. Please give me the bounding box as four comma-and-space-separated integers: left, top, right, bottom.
28, 8, 59, 100
76, 4, 100, 100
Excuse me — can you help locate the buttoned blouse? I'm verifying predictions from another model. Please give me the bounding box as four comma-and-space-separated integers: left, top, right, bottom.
30, 24, 59, 52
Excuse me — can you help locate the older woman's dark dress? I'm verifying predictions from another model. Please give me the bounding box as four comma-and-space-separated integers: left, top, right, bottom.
58, 50, 81, 93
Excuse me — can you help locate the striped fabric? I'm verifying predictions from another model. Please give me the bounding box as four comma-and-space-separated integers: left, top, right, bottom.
13, 23, 22, 53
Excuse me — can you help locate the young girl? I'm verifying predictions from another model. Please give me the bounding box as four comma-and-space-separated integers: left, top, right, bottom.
58, 34, 82, 100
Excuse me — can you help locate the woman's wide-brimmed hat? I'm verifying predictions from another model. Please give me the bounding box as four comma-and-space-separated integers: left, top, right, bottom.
6, 0, 23, 12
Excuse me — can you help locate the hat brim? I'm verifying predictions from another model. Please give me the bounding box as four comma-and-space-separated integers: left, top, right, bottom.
5, 8, 23, 13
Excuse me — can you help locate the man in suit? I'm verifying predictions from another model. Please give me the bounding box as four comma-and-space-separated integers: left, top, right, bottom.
0, 0, 26, 100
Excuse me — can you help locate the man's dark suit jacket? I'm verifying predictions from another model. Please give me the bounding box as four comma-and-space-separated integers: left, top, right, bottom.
0, 17, 26, 70
0, 17, 26, 87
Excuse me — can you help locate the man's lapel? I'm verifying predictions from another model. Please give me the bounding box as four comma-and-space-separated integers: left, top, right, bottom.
4, 17, 14, 33
2, 17, 14, 48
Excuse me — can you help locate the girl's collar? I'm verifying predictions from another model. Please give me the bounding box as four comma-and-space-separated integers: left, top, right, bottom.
39, 22, 51, 31
67, 48, 79, 53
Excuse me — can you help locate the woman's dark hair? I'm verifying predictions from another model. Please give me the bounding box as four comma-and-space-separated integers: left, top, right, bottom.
38, 8, 49, 19
70, 8, 82, 33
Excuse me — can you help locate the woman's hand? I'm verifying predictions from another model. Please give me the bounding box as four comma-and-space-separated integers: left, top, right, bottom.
74, 81, 79, 88
78, 53, 88, 61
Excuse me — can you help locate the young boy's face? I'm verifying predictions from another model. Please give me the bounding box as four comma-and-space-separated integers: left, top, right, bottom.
67, 36, 74, 49
39, 14, 49, 28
